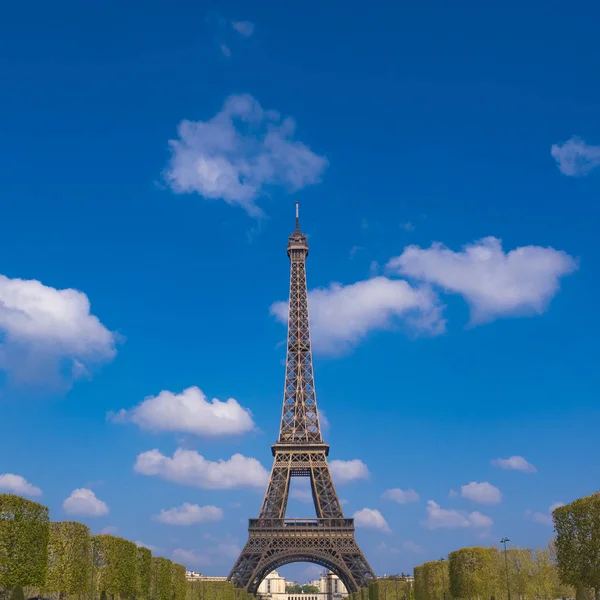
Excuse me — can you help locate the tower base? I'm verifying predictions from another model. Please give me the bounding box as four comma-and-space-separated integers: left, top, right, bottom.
228, 518, 376, 593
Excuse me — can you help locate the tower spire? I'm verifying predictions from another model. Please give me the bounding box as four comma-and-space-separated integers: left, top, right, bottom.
295, 201, 300, 232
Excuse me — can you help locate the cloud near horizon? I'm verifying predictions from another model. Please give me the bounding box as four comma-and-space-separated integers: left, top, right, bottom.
164, 94, 327, 216
0, 474, 42, 497
425, 500, 492, 530
63, 488, 109, 517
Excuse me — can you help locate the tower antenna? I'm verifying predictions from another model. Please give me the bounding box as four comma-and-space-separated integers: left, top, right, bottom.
295, 201, 300, 232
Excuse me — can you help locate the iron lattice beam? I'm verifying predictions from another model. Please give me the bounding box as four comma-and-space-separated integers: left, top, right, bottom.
228, 205, 375, 592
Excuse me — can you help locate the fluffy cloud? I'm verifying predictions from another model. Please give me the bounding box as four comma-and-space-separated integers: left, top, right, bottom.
289, 478, 313, 503
109, 386, 255, 437
0, 474, 42, 497
403, 540, 423, 553
491, 456, 537, 473
531, 502, 565, 525
134, 449, 269, 490
154, 503, 223, 526
460, 482, 502, 505
173, 548, 212, 568
381, 488, 420, 504
551, 136, 600, 176
425, 501, 492, 530
0, 275, 116, 385
330, 459, 370, 485
135, 541, 159, 552
271, 277, 444, 354
388, 237, 577, 323
63, 488, 109, 517
353, 508, 391, 533
232, 21, 254, 36
164, 94, 327, 215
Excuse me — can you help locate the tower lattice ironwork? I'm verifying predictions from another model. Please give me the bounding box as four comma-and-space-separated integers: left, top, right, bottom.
228, 204, 376, 594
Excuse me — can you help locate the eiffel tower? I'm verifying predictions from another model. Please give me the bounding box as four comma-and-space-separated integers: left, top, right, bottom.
228, 204, 376, 594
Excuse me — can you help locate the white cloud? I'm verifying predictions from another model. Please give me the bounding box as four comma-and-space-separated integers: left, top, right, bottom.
110, 386, 255, 437
63, 488, 109, 517
0, 474, 42, 497
551, 136, 600, 176
165, 94, 327, 215
100, 526, 119, 535
531, 502, 564, 525
403, 540, 423, 553
469, 511, 494, 528
289, 478, 313, 503
318, 408, 330, 431
0, 275, 116, 385
232, 21, 255, 37
388, 237, 577, 323
154, 503, 223, 526
424, 501, 493, 530
173, 548, 212, 568
460, 482, 502, 505
377, 541, 400, 554
134, 449, 269, 490
353, 508, 391, 533
381, 488, 420, 504
220, 44, 232, 57
270, 277, 444, 355
135, 541, 159, 552
491, 456, 537, 473
330, 459, 370, 485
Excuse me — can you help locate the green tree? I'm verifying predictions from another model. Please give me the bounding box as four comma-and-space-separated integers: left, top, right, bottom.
0, 494, 50, 590
414, 566, 425, 600
448, 546, 501, 600
137, 546, 153, 600
45, 521, 91, 596
302, 585, 320, 594
421, 561, 449, 600
93, 534, 137, 599
172, 563, 187, 600
151, 557, 173, 600
554, 494, 600, 600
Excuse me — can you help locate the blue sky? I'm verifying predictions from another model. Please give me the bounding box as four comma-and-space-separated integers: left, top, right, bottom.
1, 0, 600, 582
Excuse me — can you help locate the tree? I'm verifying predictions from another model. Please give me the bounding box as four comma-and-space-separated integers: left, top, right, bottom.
553, 493, 600, 600
414, 566, 425, 600
172, 563, 187, 600
93, 534, 138, 599
448, 546, 501, 600
0, 494, 49, 590
137, 546, 153, 600
45, 521, 91, 596
151, 557, 173, 600
302, 585, 320, 594
420, 561, 448, 600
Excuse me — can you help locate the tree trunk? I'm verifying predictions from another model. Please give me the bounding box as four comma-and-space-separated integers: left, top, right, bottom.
594, 587, 599, 600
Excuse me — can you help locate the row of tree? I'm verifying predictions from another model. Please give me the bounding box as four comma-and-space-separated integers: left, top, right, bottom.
0, 493, 187, 600
347, 491, 600, 600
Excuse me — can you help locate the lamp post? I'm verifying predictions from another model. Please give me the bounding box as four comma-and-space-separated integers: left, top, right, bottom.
439, 558, 446, 600
500, 538, 511, 600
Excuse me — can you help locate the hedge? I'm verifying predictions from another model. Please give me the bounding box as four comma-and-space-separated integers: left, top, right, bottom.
152, 557, 173, 600
45, 521, 91, 594
0, 494, 49, 589
137, 546, 153, 600
93, 534, 138, 598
